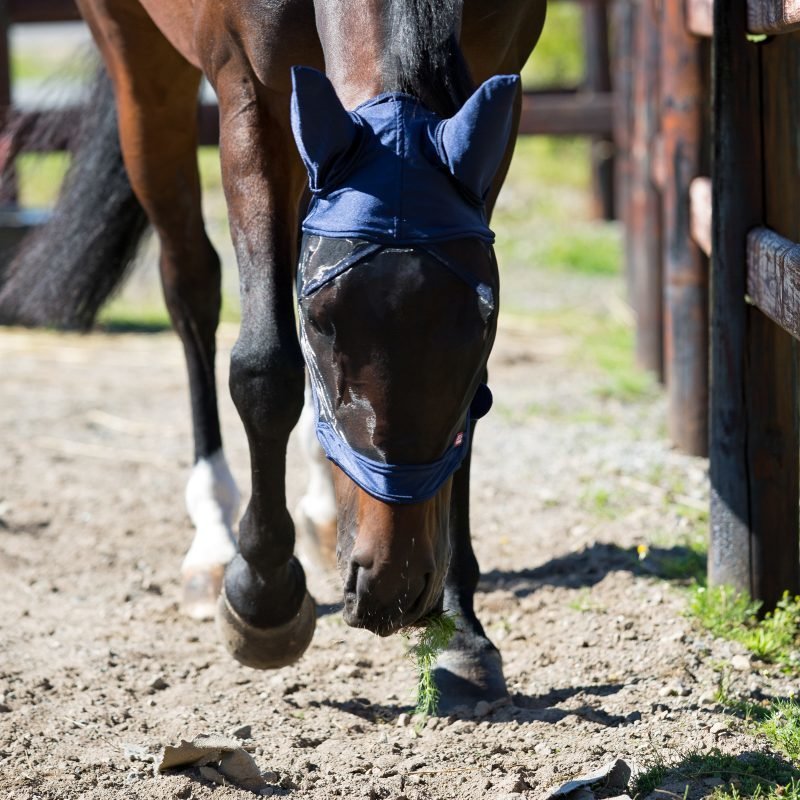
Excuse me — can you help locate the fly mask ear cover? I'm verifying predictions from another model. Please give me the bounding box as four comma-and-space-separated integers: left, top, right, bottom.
290, 66, 520, 244
291, 67, 519, 504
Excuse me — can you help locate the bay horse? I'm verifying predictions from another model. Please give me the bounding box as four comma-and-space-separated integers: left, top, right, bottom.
0, 0, 546, 710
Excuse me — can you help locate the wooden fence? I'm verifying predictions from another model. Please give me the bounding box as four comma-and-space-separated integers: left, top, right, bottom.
709, 0, 800, 608
0, 0, 617, 217
615, 0, 710, 458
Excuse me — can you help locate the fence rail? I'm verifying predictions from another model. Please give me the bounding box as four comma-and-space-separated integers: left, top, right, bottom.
747, 0, 800, 33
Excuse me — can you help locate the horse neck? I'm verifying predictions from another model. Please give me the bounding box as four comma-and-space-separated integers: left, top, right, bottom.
313, 0, 471, 115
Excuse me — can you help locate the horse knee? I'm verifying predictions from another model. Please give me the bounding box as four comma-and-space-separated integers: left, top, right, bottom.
229, 339, 305, 439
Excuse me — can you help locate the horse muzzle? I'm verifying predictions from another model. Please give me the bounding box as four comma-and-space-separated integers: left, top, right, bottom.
342, 559, 438, 635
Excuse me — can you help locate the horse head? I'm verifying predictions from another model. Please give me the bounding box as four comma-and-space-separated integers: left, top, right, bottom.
291, 67, 518, 635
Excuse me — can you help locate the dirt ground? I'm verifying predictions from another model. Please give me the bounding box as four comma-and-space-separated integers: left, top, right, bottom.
0, 309, 795, 800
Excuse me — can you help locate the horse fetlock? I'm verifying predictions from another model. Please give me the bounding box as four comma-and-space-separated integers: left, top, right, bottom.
216, 585, 316, 669
185, 449, 241, 531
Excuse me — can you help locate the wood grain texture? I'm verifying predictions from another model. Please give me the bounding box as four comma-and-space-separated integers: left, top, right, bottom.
710, 2, 800, 607
747, 227, 800, 337
747, 0, 800, 34
519, 92, 614, 136
661, 0, 708, 455
749, 28, 800, 605
709, 0, 764, 595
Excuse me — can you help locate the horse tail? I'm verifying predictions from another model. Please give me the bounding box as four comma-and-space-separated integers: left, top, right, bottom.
0, 66, 150, 331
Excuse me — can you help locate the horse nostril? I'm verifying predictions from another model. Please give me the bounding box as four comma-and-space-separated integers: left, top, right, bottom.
350, 546, 374, 572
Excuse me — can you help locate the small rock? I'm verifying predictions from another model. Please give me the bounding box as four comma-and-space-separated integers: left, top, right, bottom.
397, 713, 410, 727
150, 676, 169, 692
710, 722, 728, 735
704, 777, 724, 787
232, 725, 252, 740
731, 654, 751, 671
0, 703, 11, 713
173, 785, 191, 799
699, 691, 718, 705
534, 743, 553, 756
474, 700, 492, 717
262, 771, 279, 784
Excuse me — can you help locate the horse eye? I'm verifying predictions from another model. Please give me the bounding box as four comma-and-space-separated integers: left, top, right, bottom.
305, 309, 333, 338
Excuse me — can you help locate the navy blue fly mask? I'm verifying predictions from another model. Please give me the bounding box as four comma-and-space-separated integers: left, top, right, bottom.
291, 67, 519, 504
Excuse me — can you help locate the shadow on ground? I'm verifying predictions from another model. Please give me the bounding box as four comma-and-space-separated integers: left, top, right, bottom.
479, 542, 706, 598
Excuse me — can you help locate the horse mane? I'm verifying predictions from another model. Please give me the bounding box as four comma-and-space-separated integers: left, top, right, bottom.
383, 0, 474, 117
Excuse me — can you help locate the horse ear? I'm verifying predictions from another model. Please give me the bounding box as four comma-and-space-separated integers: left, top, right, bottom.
290, 66, 359, 191
433, 75, 521, 202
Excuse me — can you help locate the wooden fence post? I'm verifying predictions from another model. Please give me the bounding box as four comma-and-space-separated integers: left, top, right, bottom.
628, 0, 664, 380
583, 0, 615, 220
660, 0, 708, 456
709, 0, 799, 607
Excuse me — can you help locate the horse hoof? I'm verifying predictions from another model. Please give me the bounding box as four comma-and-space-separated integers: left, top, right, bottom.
181, 564, 226, 621
433, 640, 508, 714
216, 587, 316, 669
294, 501, 338, 573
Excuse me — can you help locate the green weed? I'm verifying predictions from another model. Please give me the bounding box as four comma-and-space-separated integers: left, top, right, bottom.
632, 749, 800, 799
689, 588, 800, 666
761, 700, 800, 761
403, 613, 457, 719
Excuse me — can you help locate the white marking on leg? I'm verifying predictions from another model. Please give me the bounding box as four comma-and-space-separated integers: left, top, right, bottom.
297, 384, 337, 529
182, 449, 240, 571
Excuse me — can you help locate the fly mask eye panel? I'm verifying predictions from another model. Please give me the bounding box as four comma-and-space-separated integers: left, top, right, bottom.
291, 67, 520, 504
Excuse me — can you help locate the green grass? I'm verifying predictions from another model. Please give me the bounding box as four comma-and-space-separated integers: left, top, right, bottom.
506, 307, 658, 404
403, 613, 457, 719
632, 750, 800, 800
689, 588, 800, 666
762, 701, 800, 761
521, 3, 584, 89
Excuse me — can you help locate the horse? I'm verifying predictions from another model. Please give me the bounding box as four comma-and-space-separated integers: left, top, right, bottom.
0, 0, 546, 710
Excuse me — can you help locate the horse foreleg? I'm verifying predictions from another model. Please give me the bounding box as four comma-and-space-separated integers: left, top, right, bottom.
80, 0, 239, 619
212, 70, 315, 669
434, 425, 509, 712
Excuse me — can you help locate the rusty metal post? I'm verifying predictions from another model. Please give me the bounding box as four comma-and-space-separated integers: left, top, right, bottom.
660, 0, 708, 456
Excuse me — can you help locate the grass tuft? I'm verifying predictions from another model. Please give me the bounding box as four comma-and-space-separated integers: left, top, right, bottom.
403, 613, 457, 719
632, 749, 800, 800
689, 588, 800, 666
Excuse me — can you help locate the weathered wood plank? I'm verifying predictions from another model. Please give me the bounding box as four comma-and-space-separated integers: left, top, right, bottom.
690, 177, 712, 257
749, 28, 800, 606
710, 1, 800, 608
747, 0, 800, 34
747, 227, 800, 337
628, 0, 664, 380
687, 0, 714, 37
518, 92, 614, 137
661, 0, 708, 456
710, 0, 764, 594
